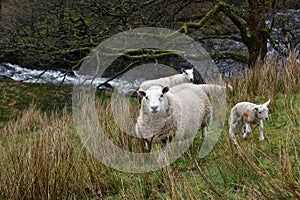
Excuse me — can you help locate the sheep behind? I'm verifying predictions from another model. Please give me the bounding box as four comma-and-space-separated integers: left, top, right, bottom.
138, 67, 199, 91
199, 84, 233, 95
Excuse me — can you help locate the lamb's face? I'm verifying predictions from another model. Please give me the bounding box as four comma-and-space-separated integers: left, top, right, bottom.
138, 86, 169, 115
253, 106, 269, 120
254, 99, 271, 120
181, 68, 194, 82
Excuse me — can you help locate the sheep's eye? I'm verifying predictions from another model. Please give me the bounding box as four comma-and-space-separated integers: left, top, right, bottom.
160, 94, 163, 98
259, 111, 262, 114
145, 96, 148, 100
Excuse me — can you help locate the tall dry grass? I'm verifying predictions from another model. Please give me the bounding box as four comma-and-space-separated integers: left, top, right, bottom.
0, 105, 122, 199
231, 50, 300, 103
211, 48, 300, 199
0, 49, 299, 199
230, 48, 300, 122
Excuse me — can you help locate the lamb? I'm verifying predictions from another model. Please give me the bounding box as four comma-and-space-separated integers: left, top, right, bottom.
138, 67, 200, 91
228, 99, 271, 144
135, 83, 212, 153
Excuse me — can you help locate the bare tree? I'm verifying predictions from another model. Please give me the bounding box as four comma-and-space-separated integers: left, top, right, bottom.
0, 0, 2, 20
176, 0, 276, 67
0, 0, 297, 73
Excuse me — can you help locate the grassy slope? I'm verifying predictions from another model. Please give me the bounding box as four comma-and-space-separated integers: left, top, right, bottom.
0, 54, 299, 199
0, 81, 73, 127
0, 83, 299, 199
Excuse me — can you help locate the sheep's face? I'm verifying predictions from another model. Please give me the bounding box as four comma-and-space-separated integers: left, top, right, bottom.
181, 68, 194, 82
253, 99, 271, 120
253, 106, 269, 120
138, 86, 169, 115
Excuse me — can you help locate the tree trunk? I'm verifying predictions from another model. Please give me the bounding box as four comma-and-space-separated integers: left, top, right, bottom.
0, 0, 2, 20
247, 0, 268, 67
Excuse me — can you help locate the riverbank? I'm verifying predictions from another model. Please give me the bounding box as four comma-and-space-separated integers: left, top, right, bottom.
0, 80, 72, 127
0, 52, 299, 199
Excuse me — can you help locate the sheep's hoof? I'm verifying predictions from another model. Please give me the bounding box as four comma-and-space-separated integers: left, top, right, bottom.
259, 136, 265, 141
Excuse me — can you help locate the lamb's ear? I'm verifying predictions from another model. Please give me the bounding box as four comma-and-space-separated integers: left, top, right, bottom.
162, 86, 169, 94
137, 90, 146, 97
192, 67, 197, 72
263, 99, 271, 107
181, 68, 187, 74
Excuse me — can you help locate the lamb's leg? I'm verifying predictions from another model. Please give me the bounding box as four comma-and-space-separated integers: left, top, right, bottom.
258, 120, 265, 141
229, 123, 237, 144
246, 123, 252, 133
229, 113, 240, 144
229, 125, 237, 144
242, 123, 252, 139
242, 124, 247, 137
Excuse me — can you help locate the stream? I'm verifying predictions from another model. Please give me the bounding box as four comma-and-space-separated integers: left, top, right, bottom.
0, 62, 142, 94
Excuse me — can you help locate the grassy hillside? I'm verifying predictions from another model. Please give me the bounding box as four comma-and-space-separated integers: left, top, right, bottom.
0, 51, 299, 199
0, 81, 73, 127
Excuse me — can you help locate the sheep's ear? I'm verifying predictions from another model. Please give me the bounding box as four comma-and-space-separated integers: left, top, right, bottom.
181, 68, 187, 74
137, 90, 146, 97
162, 86, 169, 94
192, 67, 197, 72
263, 99, 271, 106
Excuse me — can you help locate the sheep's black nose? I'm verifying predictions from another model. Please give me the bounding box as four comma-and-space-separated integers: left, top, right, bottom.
151, 106, 158, 113
265, 117, 269, 120
190, 78, 193, 82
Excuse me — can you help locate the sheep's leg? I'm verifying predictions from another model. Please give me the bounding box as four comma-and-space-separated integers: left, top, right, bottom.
246, 123, 252, 133
242, 124, 247, 137
229, 125, 237, 144
156, 140, 167, 163
156, 150, 166, 163
178, 139, 185, 145
201, 127, 207, 139
242, 123, 252, 139
229, 113, 239, 144
229, 121, 238, 145
144, 140, 152, 152
258, 120, 265, 141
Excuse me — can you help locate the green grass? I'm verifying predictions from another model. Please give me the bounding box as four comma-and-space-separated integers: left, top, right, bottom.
0, 81, 73, 127
0, 52, 299, 199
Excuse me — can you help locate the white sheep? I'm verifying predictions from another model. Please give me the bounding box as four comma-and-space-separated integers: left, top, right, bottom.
135, 83, 212, 153
138, 67, 197, 91
199, 84, 233, 95
228, 99, 271, 144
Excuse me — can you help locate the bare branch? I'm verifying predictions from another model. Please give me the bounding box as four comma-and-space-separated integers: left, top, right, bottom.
209, 51, 248, 63
96, 61, 139, 89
